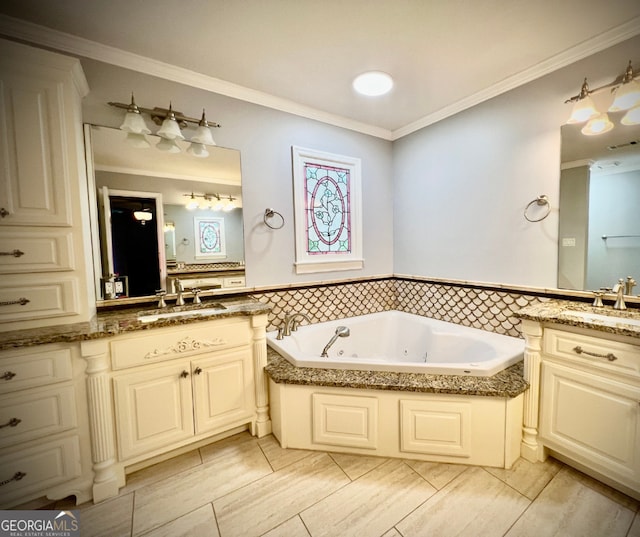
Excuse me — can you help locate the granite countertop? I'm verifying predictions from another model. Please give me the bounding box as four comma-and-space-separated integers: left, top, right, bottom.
515, 299, 640, 339
0, 297, 270, 351
265, 348, 528, 398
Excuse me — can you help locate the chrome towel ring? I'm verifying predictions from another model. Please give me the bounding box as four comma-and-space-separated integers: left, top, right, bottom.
264, 208, 285, 229
524, 195, 550, 222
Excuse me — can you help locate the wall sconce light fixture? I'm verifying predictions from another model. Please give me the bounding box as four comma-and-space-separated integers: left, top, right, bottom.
183, 193, 236, 212
565, 61, 640, 135
109, 94, 220, 155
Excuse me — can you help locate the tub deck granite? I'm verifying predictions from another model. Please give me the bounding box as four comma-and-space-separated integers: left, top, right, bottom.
266, 347, 528, 397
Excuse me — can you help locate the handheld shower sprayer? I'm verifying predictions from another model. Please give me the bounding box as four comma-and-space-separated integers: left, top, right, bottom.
321, 326, 350, 357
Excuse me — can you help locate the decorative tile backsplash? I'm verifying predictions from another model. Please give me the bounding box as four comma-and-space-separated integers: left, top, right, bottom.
250, 277, 550, 338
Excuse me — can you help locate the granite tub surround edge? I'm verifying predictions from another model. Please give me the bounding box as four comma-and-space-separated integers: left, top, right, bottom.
514, 300, 640, 339
265, 348, 528, 397
0, 297, 271, 350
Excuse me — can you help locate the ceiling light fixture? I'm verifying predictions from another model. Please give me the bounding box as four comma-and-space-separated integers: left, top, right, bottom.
565, 60, 640, 134
109, 95, 220, 153
353, 71, 394, 96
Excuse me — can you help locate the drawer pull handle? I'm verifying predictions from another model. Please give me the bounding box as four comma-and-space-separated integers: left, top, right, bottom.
0, 418, 21, 429
0, 298, 30, 307
0, 471, 26, 487
573, 346, 618, 362
1, 371, 16, 381
194, 367, 202, 375
180, 370, 189, 378
0, 249, 24, 257
0, 208, 9, 218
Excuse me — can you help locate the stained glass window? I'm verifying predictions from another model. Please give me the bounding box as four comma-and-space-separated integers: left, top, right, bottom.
304, 162, 351, 255
194, 217, 226, 258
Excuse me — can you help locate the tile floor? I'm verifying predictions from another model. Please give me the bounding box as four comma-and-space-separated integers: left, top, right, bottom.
47, 432, 640, 537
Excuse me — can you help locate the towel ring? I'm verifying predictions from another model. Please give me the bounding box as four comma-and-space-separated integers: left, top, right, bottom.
524, 195, 550, 222
264, 208, 285, 229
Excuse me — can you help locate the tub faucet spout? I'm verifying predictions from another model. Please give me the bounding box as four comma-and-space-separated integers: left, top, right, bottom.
283, 312, 311, 336
321, 326, 350, 357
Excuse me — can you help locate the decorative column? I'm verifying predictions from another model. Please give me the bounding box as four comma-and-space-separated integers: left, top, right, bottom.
80, 339, 120, 502
251, 313, 272, 437
520, 319, 546, 462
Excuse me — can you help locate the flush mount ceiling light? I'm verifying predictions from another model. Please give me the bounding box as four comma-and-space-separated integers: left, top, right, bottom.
352, 71, 394, 96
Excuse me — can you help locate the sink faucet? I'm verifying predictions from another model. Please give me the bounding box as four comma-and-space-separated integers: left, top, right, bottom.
283, 311, 311, 336
625, 276, 637, 296
613, 278, 626, 310
174, 278, 185, 306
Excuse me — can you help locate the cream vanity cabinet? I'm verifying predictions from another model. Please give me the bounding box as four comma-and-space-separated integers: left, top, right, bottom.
520, 319, 640, 499
0, 38, 94, 330
79, 313, 270, 502
0, 343, 93, 508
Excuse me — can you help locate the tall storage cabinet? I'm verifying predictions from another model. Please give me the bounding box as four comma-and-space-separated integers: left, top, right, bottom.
0, 38, 95, 330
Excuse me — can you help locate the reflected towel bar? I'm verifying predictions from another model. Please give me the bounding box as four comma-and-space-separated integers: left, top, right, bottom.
601, 234, 640, 240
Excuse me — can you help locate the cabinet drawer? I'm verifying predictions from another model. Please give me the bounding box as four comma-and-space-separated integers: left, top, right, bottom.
0, 435, 82, 508
544, 328, 640, 379
0, 346, 72, 394
110, 318, 251, 369
0, 384, 77, 448
0, 229, 74, 274
0, 275, 80, 323
223, 276, 245, 288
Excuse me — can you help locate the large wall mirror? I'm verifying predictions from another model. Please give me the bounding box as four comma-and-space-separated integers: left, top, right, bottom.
558, 113, 640, 292
85, 125, 245, 303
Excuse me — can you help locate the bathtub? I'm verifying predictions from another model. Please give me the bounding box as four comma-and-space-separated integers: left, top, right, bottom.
267, 310, 524, 376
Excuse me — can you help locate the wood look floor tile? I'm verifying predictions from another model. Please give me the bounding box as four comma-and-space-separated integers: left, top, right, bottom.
397, 466, 530, 537
121, 449, 202, 494
504, 468, 636, 537
139, 504, 219, 537
257, 434, 312, 471
260, 516, 311, 537
133, 434, 272, 535
403, 459, 469, 490
301, 459, 436, 537
559, 466, 640, 511
213, 452, 349, 537
79, 493, 134, 537
628, 514, 640, 537
484, 456, 563, 500
329, 452, 388, 480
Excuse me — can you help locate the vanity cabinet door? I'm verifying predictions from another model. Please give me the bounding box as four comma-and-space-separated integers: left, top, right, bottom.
540, 361, 640, 491
192, 348, 255, 435
113, 362, 194, 460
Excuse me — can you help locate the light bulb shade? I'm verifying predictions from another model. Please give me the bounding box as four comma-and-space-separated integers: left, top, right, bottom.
187, 142, 209, 158
133, 210, 153, 221
120, 111, 151, 134
223, 200, 236, 211
185, 194, 199, 210
609, 79, 640, 112
567, 96, 599, 124
621, 105, 640, 126
211, 198, 224, 211
581, 113, 614, 135
191, 125, 216, 146
157, 117, 184, 140
156, 137, 181, 153
124, 132, 151, 148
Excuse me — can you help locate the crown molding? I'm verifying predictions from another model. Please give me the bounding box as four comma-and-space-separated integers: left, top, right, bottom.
0, 14, 393, 141
392, 15, 640, 140
1, 13, 638, 142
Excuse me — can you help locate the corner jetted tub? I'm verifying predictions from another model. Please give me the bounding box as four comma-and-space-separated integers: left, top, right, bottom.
266, 311, 524, 377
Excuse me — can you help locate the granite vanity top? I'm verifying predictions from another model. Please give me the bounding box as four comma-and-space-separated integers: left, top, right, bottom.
265, 348, 528, 397
515, 300, 640, 339
0, 297, 270, 351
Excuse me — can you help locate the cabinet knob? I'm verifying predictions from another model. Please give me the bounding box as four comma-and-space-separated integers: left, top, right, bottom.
180, 370, 189, 378
0, 208, 10, 218
1, 371, 16, 381
0, 418, 21, 429
194, 367, 203, 375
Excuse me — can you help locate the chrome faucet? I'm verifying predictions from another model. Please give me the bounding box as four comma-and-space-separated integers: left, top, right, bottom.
174, 278, 185, 306
155, 289, 167, 308
613, 278, 626, 310
283, 311, 311, 336
625, 276, 637, 296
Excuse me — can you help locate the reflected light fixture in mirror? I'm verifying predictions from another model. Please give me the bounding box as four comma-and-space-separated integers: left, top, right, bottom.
565, 61, 640, 136
109, 95, 219, 155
